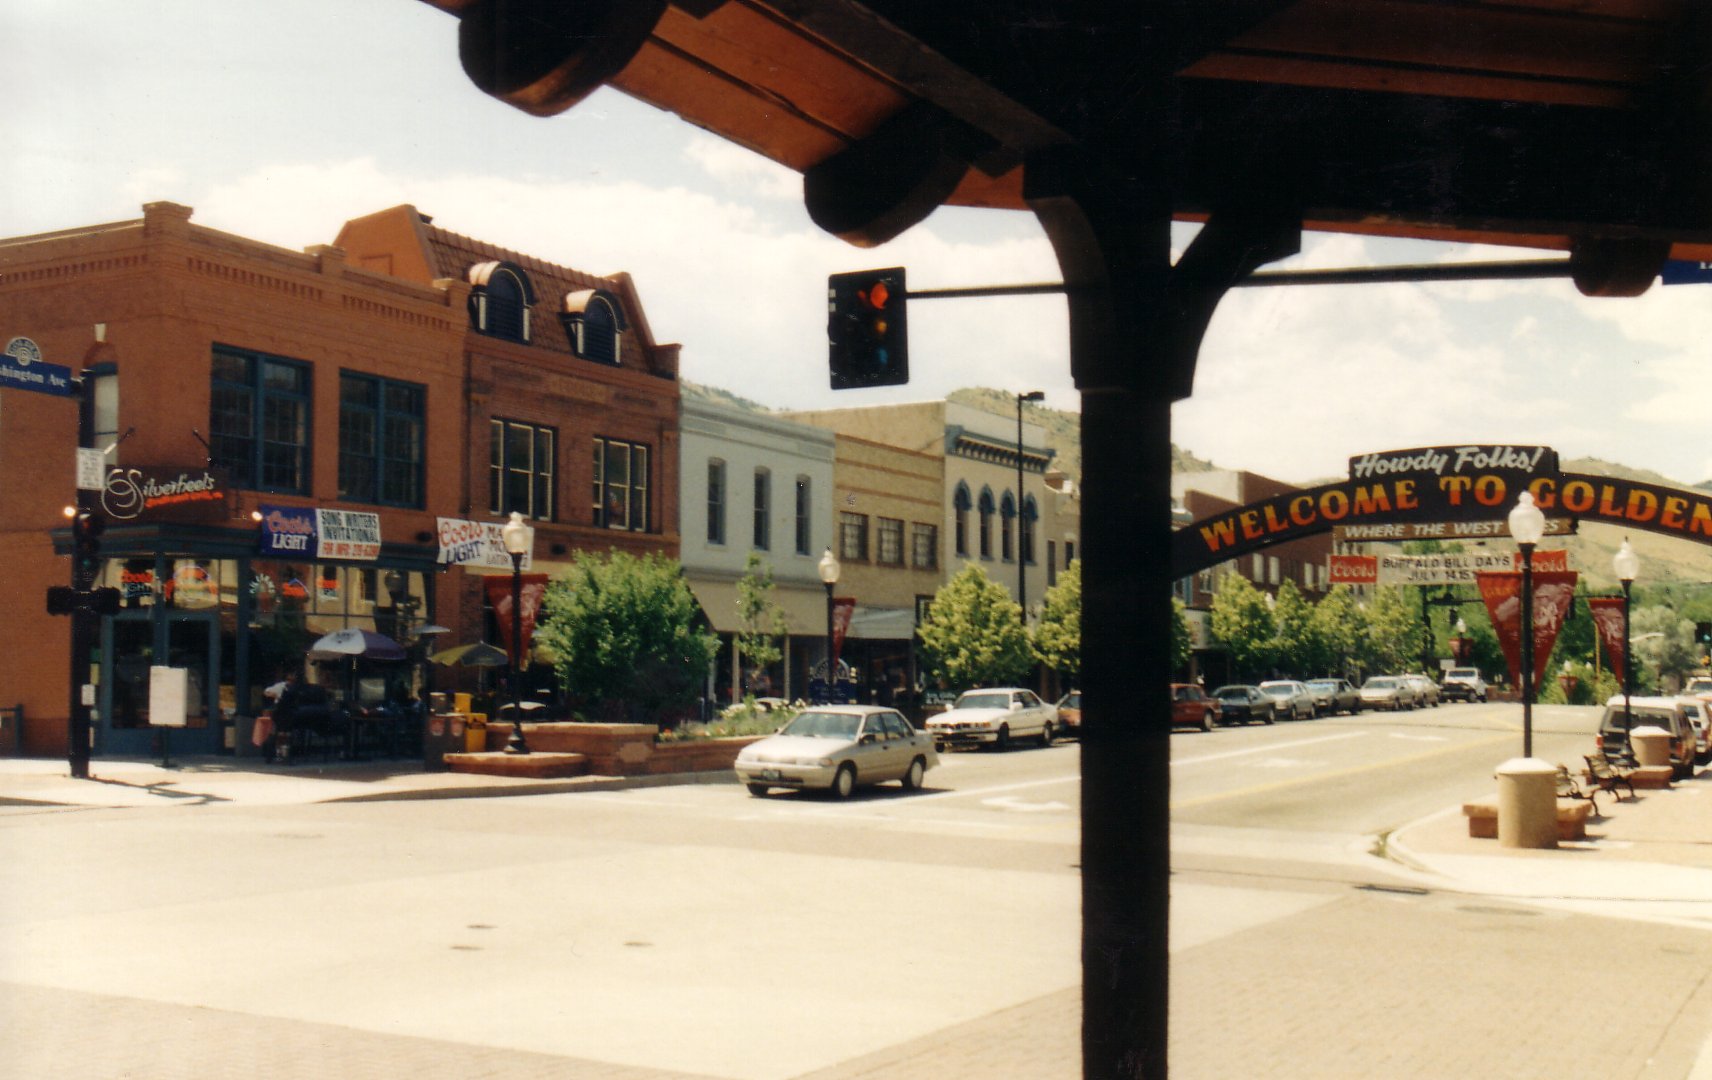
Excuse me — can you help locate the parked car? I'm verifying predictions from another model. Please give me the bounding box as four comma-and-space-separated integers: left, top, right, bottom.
1403, 674, 1441, 707
1676, 695, 1710, 764
1596, 695, 1699, 779
1441, 666, 1489, 702
735, 705, 937, 798
926, 687, 1057, 751
1685, 676, 1712, 696
1360, 675, 1416, 711
1170, 683, 1216, 731
1258, 680, 1316, 720
1211, 684, 1277, 725
1305, 678, 1361, 715
1056, 690, 1082, 738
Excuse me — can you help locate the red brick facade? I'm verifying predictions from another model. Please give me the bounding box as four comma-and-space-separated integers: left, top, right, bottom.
0, 202, 680, 756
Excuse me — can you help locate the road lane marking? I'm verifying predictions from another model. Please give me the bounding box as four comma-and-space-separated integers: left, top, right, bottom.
1170, 730, 1516, 810
981, 796, 1072, 813
1172, 731, 1369, 766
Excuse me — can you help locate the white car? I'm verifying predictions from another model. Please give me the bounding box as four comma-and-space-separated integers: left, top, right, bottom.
927, 687, 1057, 751
736, 705, 937, 798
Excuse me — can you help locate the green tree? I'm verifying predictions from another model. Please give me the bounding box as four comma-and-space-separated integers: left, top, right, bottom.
1032, 558, 1081, 683
1209, 572, 1275, 681
1362, 586, 1425, 674
1269, 579, 1322, 676
917, 563, 1032, 691
733, 552, 785, 690
1171, 596, 1192, 676
536, 550, 719, 723
1310, 585, 1366, 680
1632, 606, 1698, 691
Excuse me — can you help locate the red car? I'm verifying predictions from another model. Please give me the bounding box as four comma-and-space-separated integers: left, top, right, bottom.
1171, 684, 1217, 732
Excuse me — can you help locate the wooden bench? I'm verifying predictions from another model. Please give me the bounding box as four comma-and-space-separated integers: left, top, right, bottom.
1461, 798, 1593, 841
1583, 753, 1638, 799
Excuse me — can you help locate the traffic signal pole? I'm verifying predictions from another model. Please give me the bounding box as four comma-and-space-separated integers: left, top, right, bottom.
66, 375, 98, 779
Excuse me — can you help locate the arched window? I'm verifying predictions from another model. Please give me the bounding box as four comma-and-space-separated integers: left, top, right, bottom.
978, 487, 995, 560
1000, 491, 1017, 562
564, 289, 627, 366
953, 483, 972, 557
1021, 495, 1038, 565
468, 262, 535, 343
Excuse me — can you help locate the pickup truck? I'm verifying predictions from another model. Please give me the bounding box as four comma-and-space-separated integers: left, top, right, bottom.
1441, 667, 1488, 703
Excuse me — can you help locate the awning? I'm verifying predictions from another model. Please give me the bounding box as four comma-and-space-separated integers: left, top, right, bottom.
685, 578, 832, 636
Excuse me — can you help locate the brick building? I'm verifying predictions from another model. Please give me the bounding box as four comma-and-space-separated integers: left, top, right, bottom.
0, 202, 679, 757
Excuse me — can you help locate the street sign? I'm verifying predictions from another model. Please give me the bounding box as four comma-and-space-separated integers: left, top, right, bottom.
1660, 260, 1712, 285
1, 337, 75, 397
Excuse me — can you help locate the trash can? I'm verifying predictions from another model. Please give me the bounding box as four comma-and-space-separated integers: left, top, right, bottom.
1630, 725, 1671, 768
465, 713, 488, 753
1495, 757, 1557, 849
422, 712, 467, 771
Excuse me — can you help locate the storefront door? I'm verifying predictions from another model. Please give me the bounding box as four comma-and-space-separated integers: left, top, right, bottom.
99, 611, 221, 756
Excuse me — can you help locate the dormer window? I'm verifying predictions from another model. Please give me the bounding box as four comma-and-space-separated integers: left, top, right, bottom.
468, 261, 535, 343
563, 289, 626, 365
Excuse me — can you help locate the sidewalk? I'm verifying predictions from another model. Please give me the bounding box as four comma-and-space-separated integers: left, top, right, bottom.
1389, 764, 1712, 929
0, 754, 734, 809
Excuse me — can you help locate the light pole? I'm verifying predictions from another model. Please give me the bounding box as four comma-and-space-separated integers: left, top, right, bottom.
818, 547, 841, 703
1508, 490, 1546, 757
501, 511, 534, 755
1016, 390, 1044, 620
1613, 538, 1639, 738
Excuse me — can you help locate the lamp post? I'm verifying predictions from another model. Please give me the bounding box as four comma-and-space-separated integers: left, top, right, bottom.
1016, 390, 1044, 620
500, 511, 533, 755
1613, 538, 1639, 737
818, 548, 841, 703
1508, 490, 1547, 757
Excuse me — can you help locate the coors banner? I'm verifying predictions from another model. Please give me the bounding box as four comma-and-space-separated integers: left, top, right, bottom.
1585, 596, 1629, 687
1474, 570, 1579, 696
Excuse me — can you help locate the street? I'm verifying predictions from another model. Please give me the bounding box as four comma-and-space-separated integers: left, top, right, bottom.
5, 702, 1712, 1078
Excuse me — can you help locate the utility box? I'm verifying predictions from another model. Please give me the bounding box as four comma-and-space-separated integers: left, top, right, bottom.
422, 713, 468, 771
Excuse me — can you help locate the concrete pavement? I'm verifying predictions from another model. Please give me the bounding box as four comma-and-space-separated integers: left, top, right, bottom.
5, 752, 1712, 1078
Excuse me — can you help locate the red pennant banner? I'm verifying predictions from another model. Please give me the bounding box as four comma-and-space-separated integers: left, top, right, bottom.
486, 573, 550, 666
831, 597, 856, 672
1474, 570, 1579, 695
1586, 596, 1628, 686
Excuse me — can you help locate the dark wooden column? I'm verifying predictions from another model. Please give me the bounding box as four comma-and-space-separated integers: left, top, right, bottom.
1027, 147, 1298, 1079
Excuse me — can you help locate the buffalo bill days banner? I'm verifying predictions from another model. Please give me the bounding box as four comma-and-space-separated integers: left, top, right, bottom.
1173, 443, 1712, 575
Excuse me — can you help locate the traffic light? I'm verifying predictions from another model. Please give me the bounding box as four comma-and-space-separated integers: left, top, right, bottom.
828, 267, 908, 390
71, 510, 105, 588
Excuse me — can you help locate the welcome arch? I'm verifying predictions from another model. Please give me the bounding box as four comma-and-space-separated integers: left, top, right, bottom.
1173, 444, 1712, 577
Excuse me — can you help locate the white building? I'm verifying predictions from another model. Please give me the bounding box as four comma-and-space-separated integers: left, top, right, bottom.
678, 398, 836, 704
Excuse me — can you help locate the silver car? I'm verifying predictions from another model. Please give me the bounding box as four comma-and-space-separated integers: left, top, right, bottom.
1258, 680, 1316, 720
1360, 676, 1417, 711
736, 706, 937, 798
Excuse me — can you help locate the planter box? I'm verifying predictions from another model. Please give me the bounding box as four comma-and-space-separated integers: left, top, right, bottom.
479, 722, 760, 776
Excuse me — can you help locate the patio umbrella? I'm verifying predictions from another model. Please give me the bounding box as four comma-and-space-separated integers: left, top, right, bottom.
428, 641, 509, 667
307, 628, 407, 661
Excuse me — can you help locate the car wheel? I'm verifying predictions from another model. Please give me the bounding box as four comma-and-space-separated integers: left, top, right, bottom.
933, 741, 946, 754
1199, 710, 1213, 733
831, 763, 857, 799
902, 756, 926, 790
995, 724, 1011, 752
1262, 708, 1276, 725
1039, 720, 1054, 746
745, 783, 770, 797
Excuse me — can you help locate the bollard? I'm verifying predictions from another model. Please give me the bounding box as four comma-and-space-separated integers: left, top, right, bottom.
1630, 726, 1671, 768
1495, 757, 1558, 849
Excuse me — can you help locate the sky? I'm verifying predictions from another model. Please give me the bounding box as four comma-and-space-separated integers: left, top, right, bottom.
8, 0, 1712, 489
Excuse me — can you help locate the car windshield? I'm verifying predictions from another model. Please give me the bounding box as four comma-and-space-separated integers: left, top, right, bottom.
1259, 685, 1293, 697
957, 692, 1011, 710
1365, 678, 1397, 689
1449, 669, 1479, 679
1214, 688, 1249, 701
1306, 680, 1336, 691
1059, 693, 1080, 708
779, 711, 862, 739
